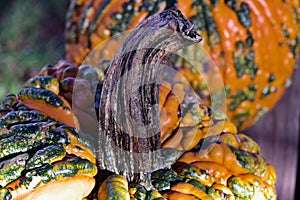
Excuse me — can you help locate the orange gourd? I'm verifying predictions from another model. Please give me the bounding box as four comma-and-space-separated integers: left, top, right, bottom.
65, 0, 300, 129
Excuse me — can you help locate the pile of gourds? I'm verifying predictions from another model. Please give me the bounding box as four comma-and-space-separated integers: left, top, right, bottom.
1, 0, 300, 199
0, 59, 277, 199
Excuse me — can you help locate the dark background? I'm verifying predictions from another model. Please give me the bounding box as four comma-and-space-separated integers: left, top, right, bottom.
0, 0, 68, 98
0, 1, 299, 199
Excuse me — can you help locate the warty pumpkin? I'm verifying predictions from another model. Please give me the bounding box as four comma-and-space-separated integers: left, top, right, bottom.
91, 8, 276, 199
94, 130, 276, 200
0, 95, 97, 200
37, 61, 226, 155
64, 0, 300, 129
0, 62, 97, 200
0, 7, 277, 200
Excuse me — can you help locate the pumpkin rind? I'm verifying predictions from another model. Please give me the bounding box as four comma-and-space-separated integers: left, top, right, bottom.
0, 7, 281, 199
64, 0, 300, 129
94, 125, 277, 199
97, 174, 130, 200
23, 76, 60, 95
0, 110, 47, 130
0, 84, 97, 199
17, 88, 80, 128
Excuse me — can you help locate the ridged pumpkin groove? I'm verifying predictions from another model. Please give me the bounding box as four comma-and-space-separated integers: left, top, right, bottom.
65, 0, 300, 129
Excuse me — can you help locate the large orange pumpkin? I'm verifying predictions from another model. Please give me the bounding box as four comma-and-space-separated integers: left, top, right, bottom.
64, 0, 300, 129
0, 8, 278, 199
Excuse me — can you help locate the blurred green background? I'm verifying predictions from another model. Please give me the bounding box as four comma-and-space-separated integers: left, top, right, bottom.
0, 0, 68, 99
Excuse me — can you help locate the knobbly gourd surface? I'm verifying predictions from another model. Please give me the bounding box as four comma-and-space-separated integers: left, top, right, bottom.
65, 0, 300, 129
0, 6, 281, 200
0, 76, 97, 199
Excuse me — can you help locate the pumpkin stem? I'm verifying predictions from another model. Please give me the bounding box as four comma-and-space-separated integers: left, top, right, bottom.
98, 7, 202, 183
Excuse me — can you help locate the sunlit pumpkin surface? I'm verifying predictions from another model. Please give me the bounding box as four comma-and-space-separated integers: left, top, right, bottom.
0, 55, 276, 199
65, 0, 300, 129
0, 3, 294, 199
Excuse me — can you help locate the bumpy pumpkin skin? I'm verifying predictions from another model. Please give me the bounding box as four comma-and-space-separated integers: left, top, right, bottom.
95, 130, 277, 200
38, 60, 100, 136
38, 60, 229, 155
44, 59, 275, 199
0, 76, 98, 199
0, 6, 280, 200
65, 0, 300, 129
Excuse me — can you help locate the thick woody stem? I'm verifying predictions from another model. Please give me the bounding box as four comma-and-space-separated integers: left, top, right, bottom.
98, 8, 201, 182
